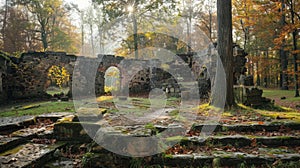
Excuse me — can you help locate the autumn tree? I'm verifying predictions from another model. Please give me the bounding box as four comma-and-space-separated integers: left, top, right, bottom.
48, 65, 70, 88
92, 0, 177, 58
197, 0, 217, 42
0, 5, 32, 54
231, 0, 299, 97
12, 0, 80, 53
19, 0, 60, 50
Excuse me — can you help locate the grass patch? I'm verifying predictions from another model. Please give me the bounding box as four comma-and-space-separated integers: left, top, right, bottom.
0, 101, 75, 117
263, 89, 300, 102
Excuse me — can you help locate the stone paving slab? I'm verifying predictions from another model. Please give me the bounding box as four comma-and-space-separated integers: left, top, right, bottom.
0, 126, 53, 153
156, 152, 300, 167
151, 122, 300, 136
0, 136, 26, 153
0, 116, 34, 126
0, 142, 66, 168
0, 116, 35, 134
0, 113, 73, 134
77, 148, 300, 167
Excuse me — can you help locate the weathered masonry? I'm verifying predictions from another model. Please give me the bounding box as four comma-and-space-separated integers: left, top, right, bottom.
0, 52, 198, 102
0, 44, 250, 104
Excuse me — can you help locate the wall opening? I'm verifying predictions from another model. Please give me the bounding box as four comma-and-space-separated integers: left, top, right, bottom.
45, 65, 70, 96
104, 66, 121, 95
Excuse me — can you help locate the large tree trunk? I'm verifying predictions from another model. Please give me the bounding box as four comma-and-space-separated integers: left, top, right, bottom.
292, 30, 298, 96
217, 0, 235, 107
280, 0, 289, 90
290, 0, 299, 97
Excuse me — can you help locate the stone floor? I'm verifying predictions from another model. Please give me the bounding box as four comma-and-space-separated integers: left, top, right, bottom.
0, 110, 300, 167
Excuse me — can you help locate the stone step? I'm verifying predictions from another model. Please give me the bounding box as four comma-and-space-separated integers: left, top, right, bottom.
36, 112, 74, 122
79, 147, 300, 167
174, 135, 300, 148
53, 122, 101, 142
154, 122, 300, 133
0, 112, 74, 135
0, 114, 63, 153
0, 116, 35, 135
0, 125, 53, 153
0, 142, 66, 168
0, 136, 26, 153
158, 152, 300, 167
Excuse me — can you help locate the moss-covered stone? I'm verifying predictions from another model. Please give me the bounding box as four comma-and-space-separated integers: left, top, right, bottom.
53, 122, 100, 142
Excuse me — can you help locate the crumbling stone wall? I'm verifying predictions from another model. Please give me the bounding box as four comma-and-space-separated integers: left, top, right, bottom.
2, 49, 249, 101
1, 52, 206, 101
0, 55, 8, 103
6, 52, 77, 99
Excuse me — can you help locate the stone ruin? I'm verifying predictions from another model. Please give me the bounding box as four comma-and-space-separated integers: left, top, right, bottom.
232, 44, 271, 107
0, 48, 297, 168
0, 51, 199, 103
0, 44, 271, 107
0, 52, 9, 102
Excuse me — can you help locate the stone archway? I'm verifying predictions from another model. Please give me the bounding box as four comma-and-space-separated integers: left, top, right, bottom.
9, 52, 76, 99
45, 65, 72, 96
104, 66, 121, 95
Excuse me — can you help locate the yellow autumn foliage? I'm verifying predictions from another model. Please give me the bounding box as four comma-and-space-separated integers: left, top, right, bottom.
48, 65, 70, 88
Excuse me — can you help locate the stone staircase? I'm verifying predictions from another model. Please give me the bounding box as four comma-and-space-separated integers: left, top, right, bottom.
0, 113, 300, 167
0, 114, 69, 168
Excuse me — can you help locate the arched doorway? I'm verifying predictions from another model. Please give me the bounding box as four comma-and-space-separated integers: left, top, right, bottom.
104, 66, 121, 95
45, 65, 70, 96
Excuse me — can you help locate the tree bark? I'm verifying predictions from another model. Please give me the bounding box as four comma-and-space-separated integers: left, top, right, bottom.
217, 0, 235, 108
280, 0, 289, 90
290, 0, 299, 97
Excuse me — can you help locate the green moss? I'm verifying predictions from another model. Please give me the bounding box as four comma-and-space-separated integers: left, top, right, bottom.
163, 153, 173, 159
145, 123, 155, 130
130, 158, 143, 168
165, 136, 188, 142
168, 110, 179, 116
258, 110, 300, 122
221, 126, 229, 132
236, 154, 245, 159
0, 145, 23, 156
81, 152, 100, 167
277, 136, 292, 140
0, 51, 11, 61
212, 158, 221, 168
